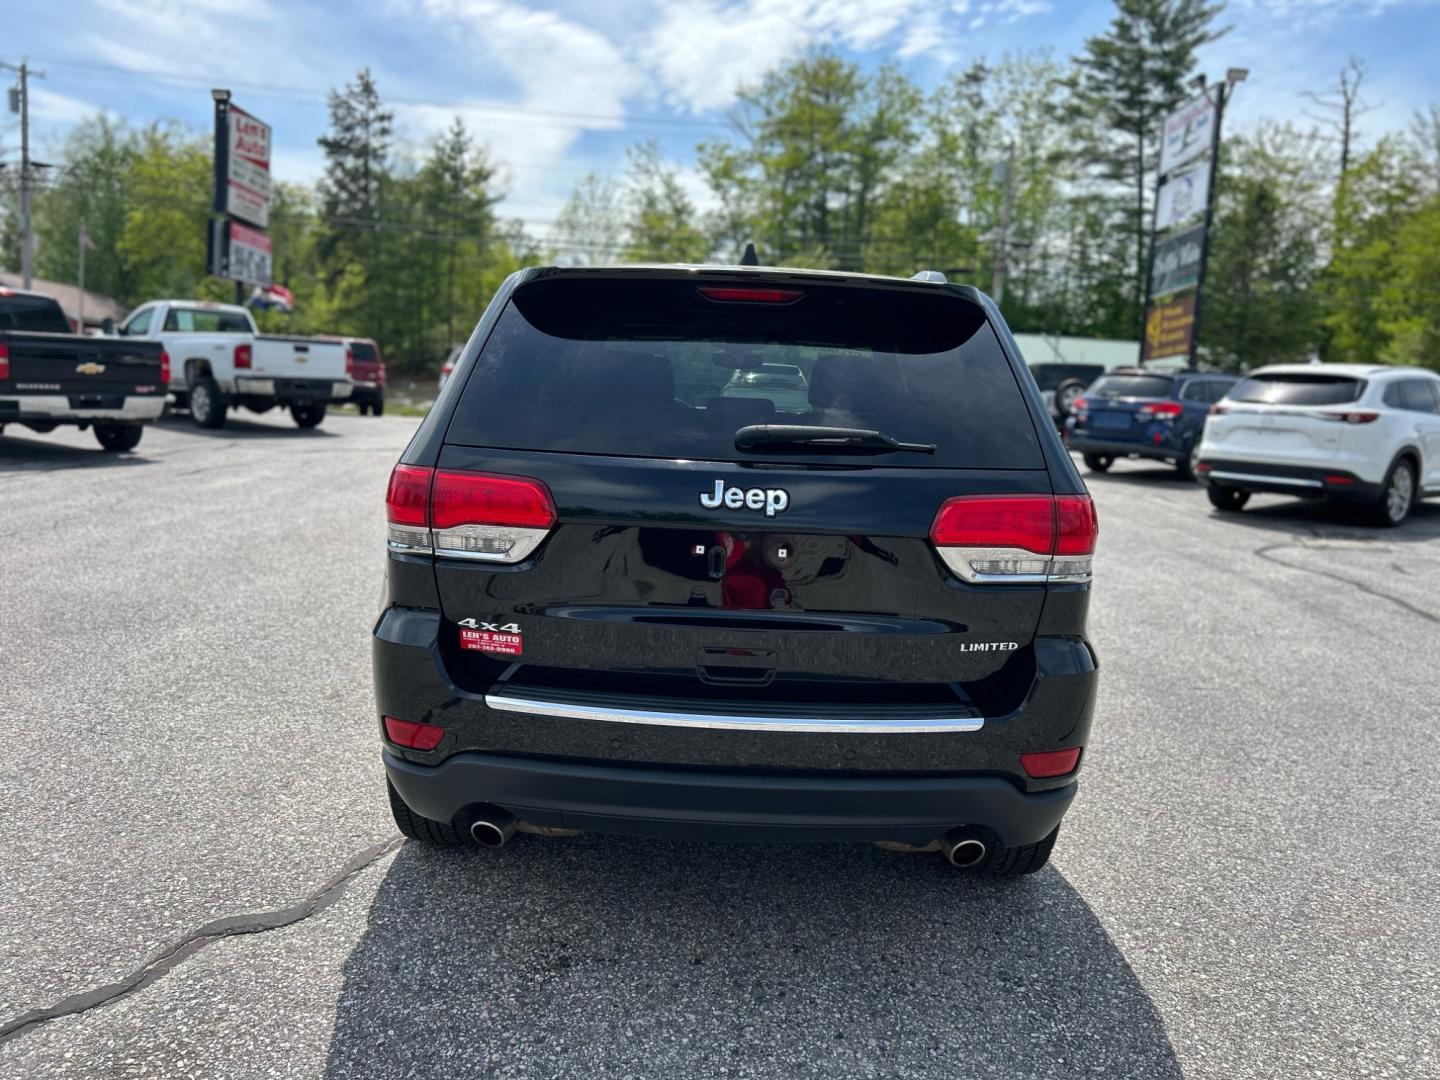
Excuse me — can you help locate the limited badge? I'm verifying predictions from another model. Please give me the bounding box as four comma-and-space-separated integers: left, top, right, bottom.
458, 619, 523, 656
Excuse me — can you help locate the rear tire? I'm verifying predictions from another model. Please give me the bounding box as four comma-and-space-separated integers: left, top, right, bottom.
1370, 457, 1416, 527
1082, 453, 1113, 472
1207, 485, 1250, 512
291, 403, 327, 428
189, 376, 227, 429
1054, 379, 1086, 418
94, 424, 143, 452
388, 780, 473, 847
1176, 441, 1201, 481
372, 395, 385, 417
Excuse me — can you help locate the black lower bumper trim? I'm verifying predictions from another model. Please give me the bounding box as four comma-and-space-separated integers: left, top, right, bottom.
1198, 459, 1382, 501
383, 750, 1075, 846
1067, 434, 1182, 461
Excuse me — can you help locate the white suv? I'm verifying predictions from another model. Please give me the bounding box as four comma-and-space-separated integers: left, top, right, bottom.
1196, 363, 1440, 526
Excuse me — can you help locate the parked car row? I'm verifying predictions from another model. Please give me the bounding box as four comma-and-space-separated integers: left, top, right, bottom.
1064, 363, 1440, 526
1, 288, 389, 451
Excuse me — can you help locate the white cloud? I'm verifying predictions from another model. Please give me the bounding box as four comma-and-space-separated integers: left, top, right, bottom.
637, 0, 1040, 112
28, 88, 102, 125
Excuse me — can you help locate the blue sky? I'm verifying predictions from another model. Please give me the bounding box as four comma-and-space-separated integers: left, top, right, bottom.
4, 0, 1438, 232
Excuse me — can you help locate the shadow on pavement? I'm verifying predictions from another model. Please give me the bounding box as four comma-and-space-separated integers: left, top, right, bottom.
324, 837, 1180, 1080
0, 433, 154, 474
156, 415, 337, 439
1202, 493, 1440, 543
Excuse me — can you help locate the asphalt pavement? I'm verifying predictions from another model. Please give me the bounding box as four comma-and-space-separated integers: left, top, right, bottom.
1, 412, 1437, 1079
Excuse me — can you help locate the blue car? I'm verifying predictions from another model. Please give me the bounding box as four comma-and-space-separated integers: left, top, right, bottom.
1066, 369, 1239, 480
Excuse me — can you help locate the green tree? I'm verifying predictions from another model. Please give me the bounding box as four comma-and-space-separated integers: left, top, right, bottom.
553, 173, 624, 266
116, 123, 226, 302
1202, 124, 1330, 368
1068, 0, 1227, 332
621, 141, 708, 263
316, 69, 393, 302
699, 51, 920, 269
32, 117, 139, 303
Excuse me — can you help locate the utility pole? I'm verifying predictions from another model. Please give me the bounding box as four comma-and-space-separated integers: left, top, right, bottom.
2, 60, 45, 288
990, 142, 1017, 307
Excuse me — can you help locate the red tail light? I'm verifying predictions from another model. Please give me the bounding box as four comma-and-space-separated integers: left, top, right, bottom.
1020, 747, 1082, 778
159, 350, 171, 386
930, 494, 1096, 583
1138, 400, 1183, 421
0, 342, 9, 381
1324, 474, 1355, 486
345, 348, 354, 377
234, 344, 252, 369
1071, 396, 1088, 413
383, 716, 445, 751
1210, 403, 1229, 415
1318, 410, 1379, 424
385, 465, 556, 563
698, 286, 804, 304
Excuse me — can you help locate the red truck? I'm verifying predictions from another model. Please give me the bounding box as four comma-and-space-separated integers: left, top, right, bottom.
344, 338, 386, 416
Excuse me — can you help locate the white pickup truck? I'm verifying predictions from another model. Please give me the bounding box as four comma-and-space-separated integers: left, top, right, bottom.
114, 299, 352, 429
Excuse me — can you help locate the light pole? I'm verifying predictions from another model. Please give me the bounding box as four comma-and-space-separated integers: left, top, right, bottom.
1186, 67, 1247, 369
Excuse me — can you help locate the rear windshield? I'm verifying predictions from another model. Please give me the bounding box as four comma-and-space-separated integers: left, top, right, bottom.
0, 294, 72, 334
1087, 374, 1173, 399
1230, 373, 1363, 406
350, 342, 378, 362
162, 307, 252, 333
446, 277, 1043, 469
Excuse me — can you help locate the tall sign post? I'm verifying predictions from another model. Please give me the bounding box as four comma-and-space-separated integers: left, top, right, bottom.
207, 89, 274, 304
1139, 70, 1246, 368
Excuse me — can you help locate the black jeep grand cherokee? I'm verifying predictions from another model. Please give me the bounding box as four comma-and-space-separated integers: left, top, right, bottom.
375, 266, 1098, 876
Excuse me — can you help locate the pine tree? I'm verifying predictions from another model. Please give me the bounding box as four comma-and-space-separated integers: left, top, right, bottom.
316, 69, 393, 279
1069, 0, 1227, 333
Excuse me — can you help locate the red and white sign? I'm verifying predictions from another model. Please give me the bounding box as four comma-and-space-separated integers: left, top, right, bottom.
225, 105, 272, 229
227, 221, 273, 286
459, 628, 524, 656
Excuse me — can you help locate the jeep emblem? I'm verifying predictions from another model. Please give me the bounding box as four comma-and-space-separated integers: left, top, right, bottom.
699, 479, 789, 517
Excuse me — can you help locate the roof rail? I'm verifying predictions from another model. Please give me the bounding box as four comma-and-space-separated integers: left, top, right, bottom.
911, 270, 947, 284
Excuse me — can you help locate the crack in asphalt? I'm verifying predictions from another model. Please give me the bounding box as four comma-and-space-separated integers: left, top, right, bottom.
0, 836, 403, 1047
1254, 541, 1440, 625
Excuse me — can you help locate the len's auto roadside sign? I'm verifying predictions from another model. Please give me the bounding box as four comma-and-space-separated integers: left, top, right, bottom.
222, 105, 272, 229
1142, 293, 1197, 362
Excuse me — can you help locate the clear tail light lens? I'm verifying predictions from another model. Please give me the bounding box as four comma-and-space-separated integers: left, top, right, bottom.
234, 344, 252, 369
930, 494, 1097, 584
385, 465, 556, 563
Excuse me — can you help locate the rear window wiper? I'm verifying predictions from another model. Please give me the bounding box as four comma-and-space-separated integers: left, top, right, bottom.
735, 424, 937, 454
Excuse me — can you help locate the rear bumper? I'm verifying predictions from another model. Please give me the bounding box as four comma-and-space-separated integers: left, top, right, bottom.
1197, 457, 1382, 501
232, 376, 353, 402
384, 749, 1076, 846
1066, 432, 1186, 461
373, 602, 1096, 845
0, 393, 165, 423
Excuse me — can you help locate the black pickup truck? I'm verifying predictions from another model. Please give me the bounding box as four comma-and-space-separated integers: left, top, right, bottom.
0, 287, 168, 451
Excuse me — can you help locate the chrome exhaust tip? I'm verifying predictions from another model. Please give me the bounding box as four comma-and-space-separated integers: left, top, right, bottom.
469, 806, 518, 848
939, 828, 987, 869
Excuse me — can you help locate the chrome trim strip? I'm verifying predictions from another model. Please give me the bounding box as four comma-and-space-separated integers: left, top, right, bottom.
1208, 470, 1323, 489
483, 693, 986, 734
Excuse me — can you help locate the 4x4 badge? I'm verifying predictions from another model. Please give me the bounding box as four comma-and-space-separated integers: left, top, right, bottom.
699, 479, 789, 517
